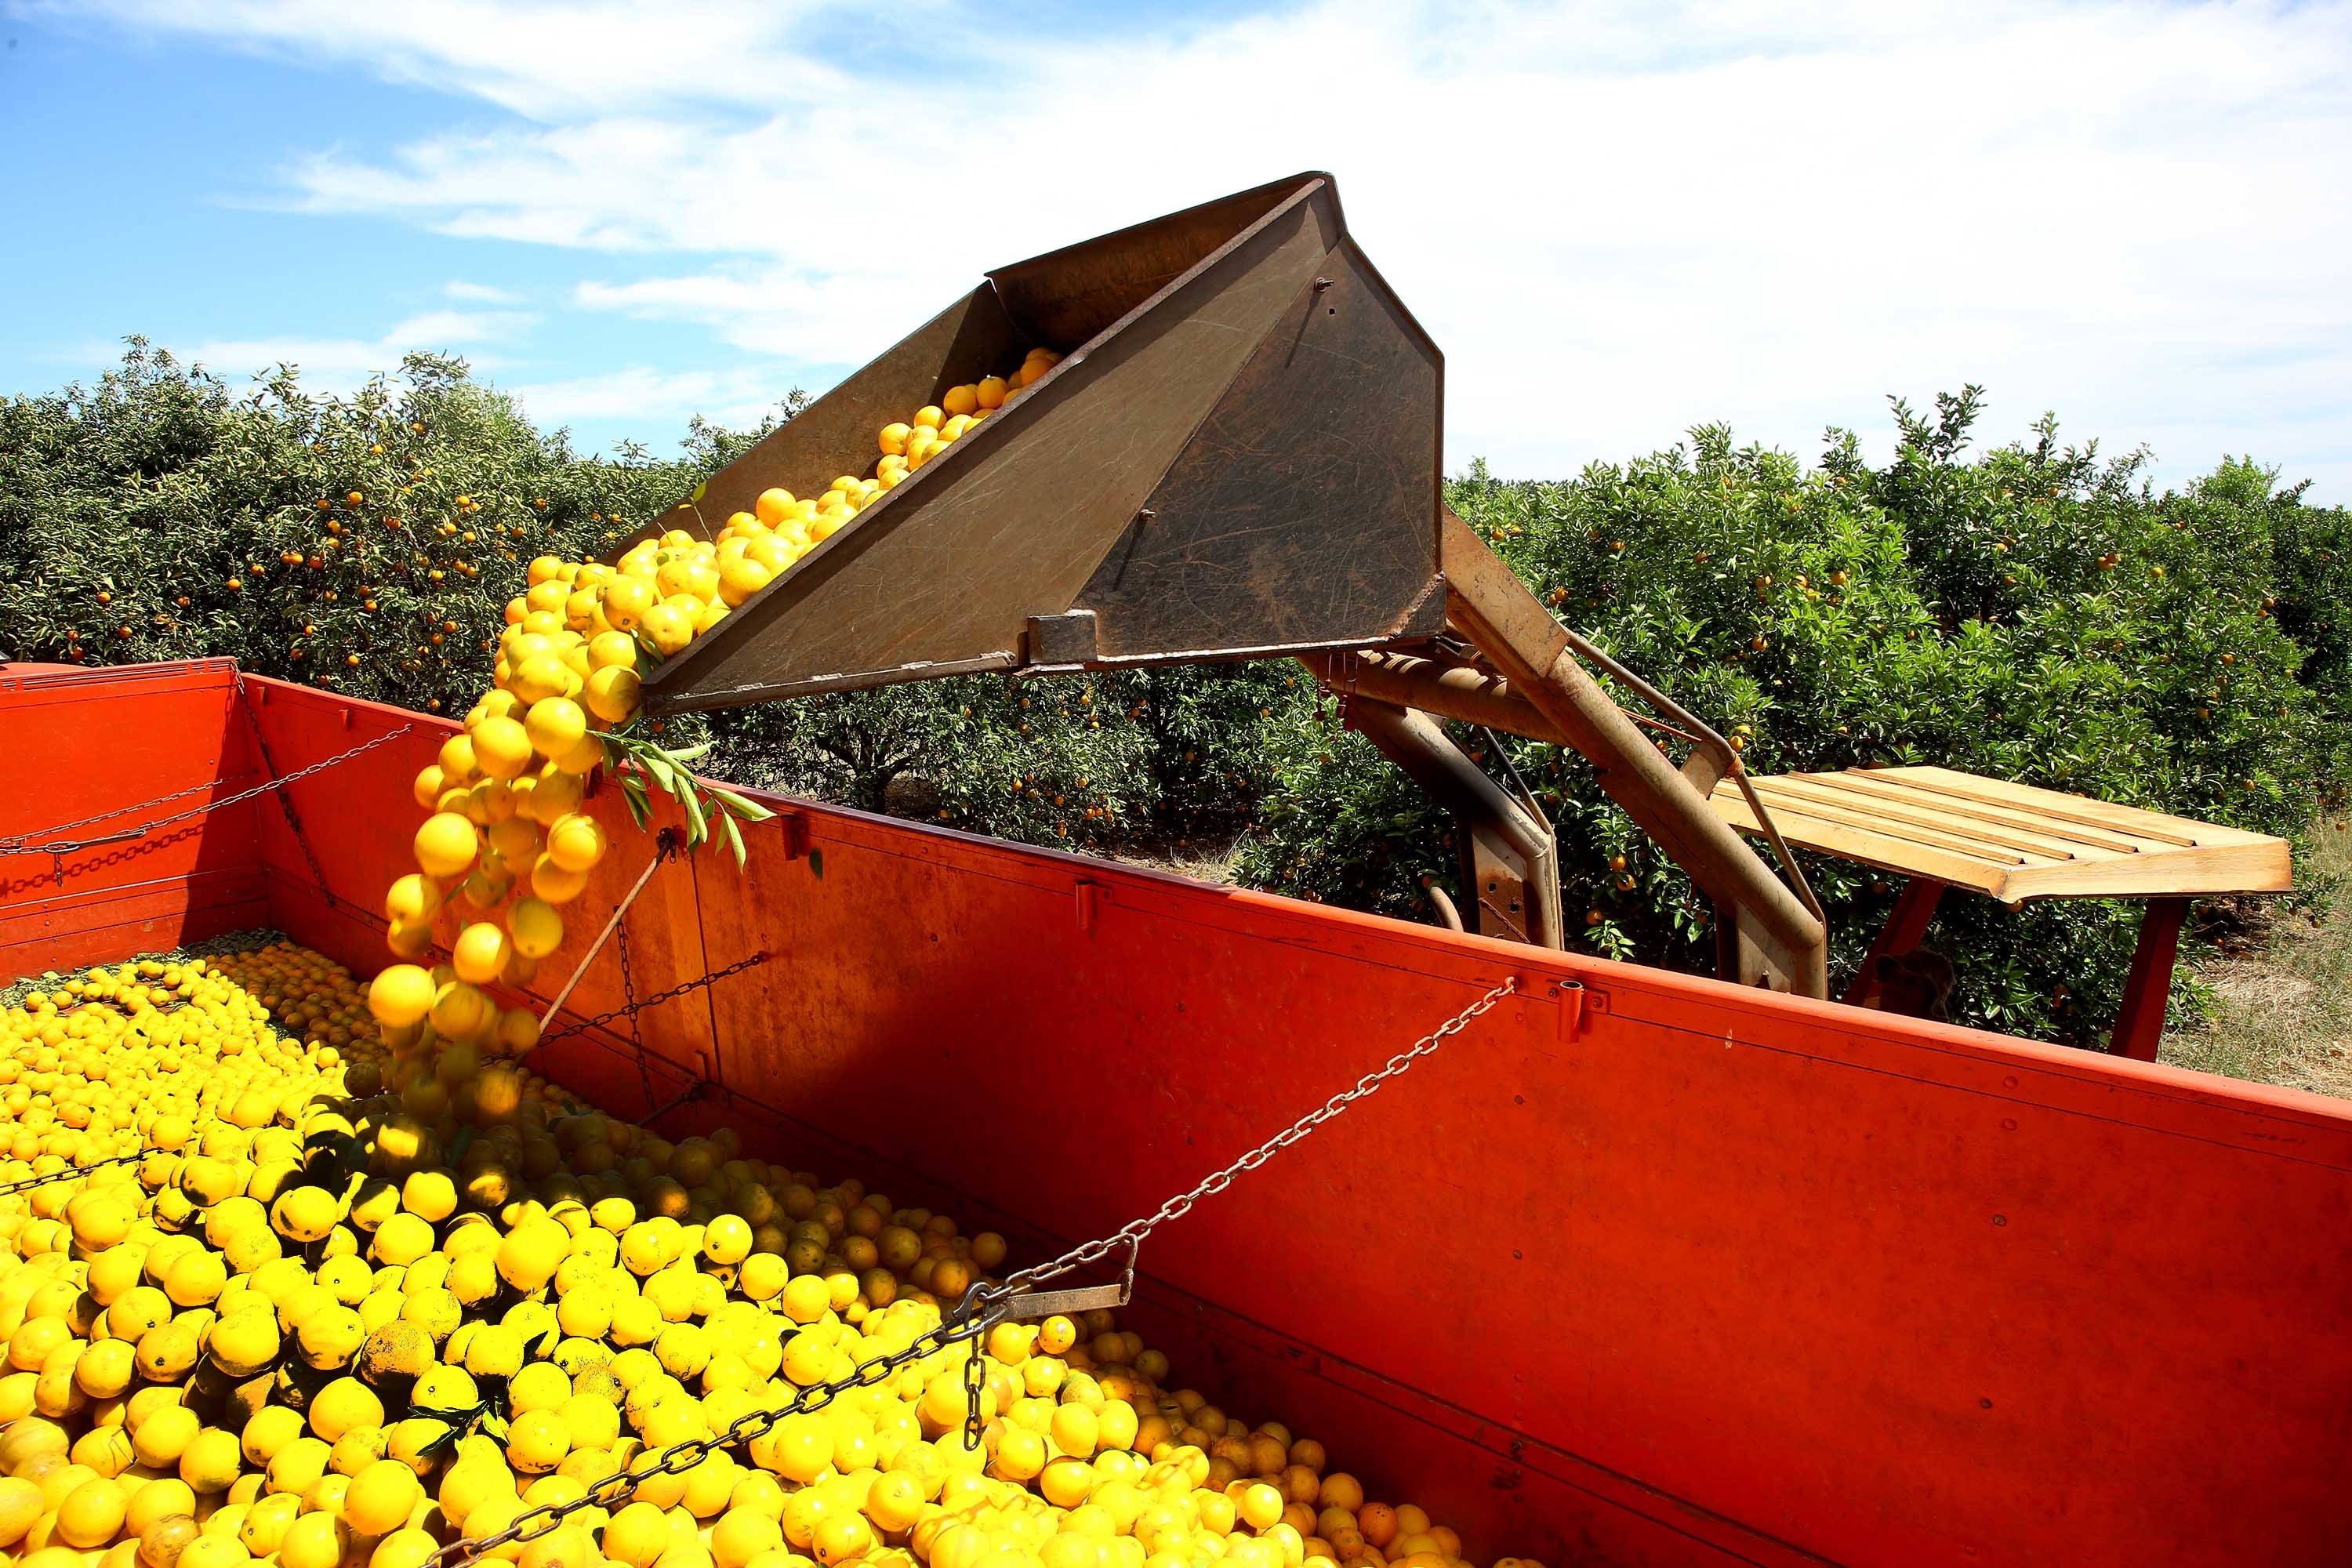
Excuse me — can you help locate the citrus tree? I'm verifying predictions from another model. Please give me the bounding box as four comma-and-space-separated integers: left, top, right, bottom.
1233, 393, 2352, 1043
10, 347, 2350, 1047
0, 342, 736, 716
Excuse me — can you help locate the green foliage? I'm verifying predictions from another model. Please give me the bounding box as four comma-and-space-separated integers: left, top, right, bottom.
1235, 390, 2352, 1042
705, 673, 1160, 845
702, 658, 1299, 849
0, 339, 725, 716
9, 345, 2347, 1048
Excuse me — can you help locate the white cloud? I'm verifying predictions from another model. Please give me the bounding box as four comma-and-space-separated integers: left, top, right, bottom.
503, 365, 787, 430
58, 0, 850, 120
443, 280, 521, 303
75, 0, 2352, 497
383, 307, 537, 345
188, 307, 537, 392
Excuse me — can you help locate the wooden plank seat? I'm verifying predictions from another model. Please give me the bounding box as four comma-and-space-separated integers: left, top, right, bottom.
1709, 766, 2292, 1058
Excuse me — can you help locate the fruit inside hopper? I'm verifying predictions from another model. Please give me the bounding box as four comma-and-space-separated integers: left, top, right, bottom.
615, 172, 1828, 993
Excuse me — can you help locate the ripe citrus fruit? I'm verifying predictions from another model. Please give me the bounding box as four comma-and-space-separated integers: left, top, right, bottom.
452, 923, 513, 985
506, 898, 564, 960
412, 814, 479, 879
545, 815, 607, 875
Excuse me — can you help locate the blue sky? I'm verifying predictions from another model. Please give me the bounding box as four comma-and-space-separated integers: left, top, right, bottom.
5, 1, 2349, 499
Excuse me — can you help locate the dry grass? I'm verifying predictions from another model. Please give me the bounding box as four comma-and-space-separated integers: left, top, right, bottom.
2161, 821, 2352, 1101
1095, 829, 1242, 885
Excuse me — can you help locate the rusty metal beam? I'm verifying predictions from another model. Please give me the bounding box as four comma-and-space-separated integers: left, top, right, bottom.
1301, 648, 1565, 743
1435, 510, 1828, 996
1301, 639, 1827, 989
1338, 695, 1563, 949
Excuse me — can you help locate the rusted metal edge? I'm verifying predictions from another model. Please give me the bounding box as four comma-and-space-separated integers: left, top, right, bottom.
650, 630, 1447, 713
985, 172, 1333, 346
644, 654, 1021, 715
642, 178, 1345, 710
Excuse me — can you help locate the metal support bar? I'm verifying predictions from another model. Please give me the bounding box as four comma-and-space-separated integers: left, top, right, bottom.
1846, 878, 1946, 1008
1303, 648, 1557, 740
997, 1240, 1137, 1321
1335, 693, 1563, 949
2109, 897, 2189, 1062
641, 1078, 709, 1127
1433, 509, 1828, 996
535, 834, 674, 1038
1302, 644, 1823, 935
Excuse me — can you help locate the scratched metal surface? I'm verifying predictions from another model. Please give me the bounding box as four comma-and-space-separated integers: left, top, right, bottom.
634, 174, 1440, 713
1077, 234, 1443, 658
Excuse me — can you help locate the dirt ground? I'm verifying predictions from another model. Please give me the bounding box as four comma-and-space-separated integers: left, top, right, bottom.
2159, 820, 2352, 1101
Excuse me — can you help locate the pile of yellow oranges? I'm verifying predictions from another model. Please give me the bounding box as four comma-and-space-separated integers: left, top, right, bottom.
0, 940, 1505, 1568
360, 350, 1072, 1057
0, 346, 1528, 1568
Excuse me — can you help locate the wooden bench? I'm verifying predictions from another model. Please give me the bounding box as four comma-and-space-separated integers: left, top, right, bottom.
1709, 765, 2293, 1058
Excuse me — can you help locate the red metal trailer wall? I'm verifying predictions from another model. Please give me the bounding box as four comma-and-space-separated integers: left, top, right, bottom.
7, 664, 2350, 1567
0, 660, 270, 974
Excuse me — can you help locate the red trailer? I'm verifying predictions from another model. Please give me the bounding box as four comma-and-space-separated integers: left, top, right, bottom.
5, 659, 2347, 1567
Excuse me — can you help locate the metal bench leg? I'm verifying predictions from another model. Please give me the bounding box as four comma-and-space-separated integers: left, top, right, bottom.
1845, 879, 1944, 1008
2109, 897, 2189, 1062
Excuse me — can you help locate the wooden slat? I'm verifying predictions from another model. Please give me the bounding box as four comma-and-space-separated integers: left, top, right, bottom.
1864, 768, 2211, 848
1742, 786, 2037, 867
1712, 765, 2295, 901
1998, 840, 2293, 901
1713, 795, 2025, 898
1801, 770, 2154, 855
1751, 775, 2108, 864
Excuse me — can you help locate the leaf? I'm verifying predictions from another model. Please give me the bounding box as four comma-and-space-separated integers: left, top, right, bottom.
709, 786, 775, 824
618, 774, 652, 831
678, 777, 709, 845
691, 479, 709, 503
721, 811, 746, 867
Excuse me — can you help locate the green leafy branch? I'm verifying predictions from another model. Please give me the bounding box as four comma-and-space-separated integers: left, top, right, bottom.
601, 729, 775, 867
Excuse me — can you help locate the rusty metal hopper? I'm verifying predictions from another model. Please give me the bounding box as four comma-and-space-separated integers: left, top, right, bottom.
627, 172, 1443, 713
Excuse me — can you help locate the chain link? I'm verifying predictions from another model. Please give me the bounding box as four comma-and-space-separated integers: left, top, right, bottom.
0, 1150, 148, 1199
426, 1292, 1008, 1568
1004, 976, 1519, 1294
234, 679, 331, 889
424, 976, 1521, 1568
615, 916, 655, 1112
536, 951, 772, 1049
963, 1327, 988, 1448
1, 723, 416, 857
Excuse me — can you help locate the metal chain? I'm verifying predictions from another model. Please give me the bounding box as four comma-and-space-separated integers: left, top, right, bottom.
615, 916, 656, 1112
430, 976, 1518, 1568
426, 1292, 1007, 1568
535, 951, 771, 1049
2, 778, 228, 851
963, 1327, 988, 1448
235, 679, 331, 890
0, 1150, 147, 1199
1, 723, 416, 856
1003, 975, 1520, 1294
